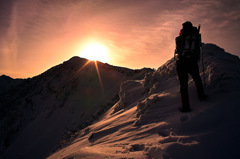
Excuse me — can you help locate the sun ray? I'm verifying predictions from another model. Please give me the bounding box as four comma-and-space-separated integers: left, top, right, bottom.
74, 42, 108, 92
73, 60, 104, 93
94, 61, 104, 93
76, 60, 91, 73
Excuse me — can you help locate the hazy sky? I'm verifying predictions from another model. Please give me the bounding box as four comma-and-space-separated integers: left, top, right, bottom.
1, 0, 240, 78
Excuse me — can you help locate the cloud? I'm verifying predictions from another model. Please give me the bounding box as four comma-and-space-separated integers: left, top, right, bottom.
0, 0, 240, 77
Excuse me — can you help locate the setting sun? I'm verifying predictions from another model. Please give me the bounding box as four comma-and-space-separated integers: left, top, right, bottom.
80, 43, 109, 63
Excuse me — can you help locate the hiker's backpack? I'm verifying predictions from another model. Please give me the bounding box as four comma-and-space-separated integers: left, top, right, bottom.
175, 26, 201, 60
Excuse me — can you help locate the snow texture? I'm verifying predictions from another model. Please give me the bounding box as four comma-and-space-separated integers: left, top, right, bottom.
0, 57, 152, 159
1, 43, 240, 159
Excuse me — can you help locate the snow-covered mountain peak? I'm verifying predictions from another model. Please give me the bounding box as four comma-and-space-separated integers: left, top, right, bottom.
1, 43, 240, 159
0, 56, 153, 159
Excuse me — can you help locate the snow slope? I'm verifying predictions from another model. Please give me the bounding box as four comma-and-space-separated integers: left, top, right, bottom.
0, 57, 152, 159
47, 44, 240, 159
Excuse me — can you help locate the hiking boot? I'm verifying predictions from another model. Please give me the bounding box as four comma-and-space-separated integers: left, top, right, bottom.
179, 107, 191, 113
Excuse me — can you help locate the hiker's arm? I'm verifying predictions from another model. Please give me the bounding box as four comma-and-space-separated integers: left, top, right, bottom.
175, 36, 183, 58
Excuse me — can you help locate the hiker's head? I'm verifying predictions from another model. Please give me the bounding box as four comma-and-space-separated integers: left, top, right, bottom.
182, 21, 193, 30
181, 21, 193, 36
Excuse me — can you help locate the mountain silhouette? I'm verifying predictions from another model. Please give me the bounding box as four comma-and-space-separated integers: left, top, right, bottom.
1, 43, 240, 159
0, 57, 153, 159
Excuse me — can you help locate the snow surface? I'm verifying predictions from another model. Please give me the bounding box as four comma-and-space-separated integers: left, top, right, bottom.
48, 44, 240, 159
0, 57, 152, 159
1, 43, 240, 159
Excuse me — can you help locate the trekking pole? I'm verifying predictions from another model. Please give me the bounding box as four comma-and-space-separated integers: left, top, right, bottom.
201, 46, 206, 86
174, 49, 176, 60
198, 24, 206, 86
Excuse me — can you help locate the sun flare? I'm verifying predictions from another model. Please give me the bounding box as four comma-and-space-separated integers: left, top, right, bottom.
80, 43, 109, 63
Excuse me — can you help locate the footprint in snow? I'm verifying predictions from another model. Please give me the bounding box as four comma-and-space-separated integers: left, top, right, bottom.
157, 131, 169, 137
129, 144, 145, 152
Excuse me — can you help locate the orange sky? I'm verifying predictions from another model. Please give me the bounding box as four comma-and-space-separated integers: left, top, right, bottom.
0, 0, 240, 78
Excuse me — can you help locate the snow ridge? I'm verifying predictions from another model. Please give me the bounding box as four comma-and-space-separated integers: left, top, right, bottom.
48, 43, 240, 159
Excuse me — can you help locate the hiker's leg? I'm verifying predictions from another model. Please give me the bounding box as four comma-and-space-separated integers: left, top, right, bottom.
189, 61, 205, 100
176, 60, 190, 110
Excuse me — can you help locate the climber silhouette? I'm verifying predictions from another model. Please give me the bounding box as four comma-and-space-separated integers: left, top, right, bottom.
175, 21, 207, 112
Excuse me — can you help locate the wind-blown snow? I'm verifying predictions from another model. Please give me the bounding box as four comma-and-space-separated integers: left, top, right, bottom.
48, 44, 240, 159
1, 43, 240, 159
0, 57, 152, 159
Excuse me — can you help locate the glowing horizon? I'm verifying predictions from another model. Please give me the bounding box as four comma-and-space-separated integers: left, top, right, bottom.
0, 0, 240, 78
80, 43, 109, 63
